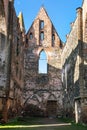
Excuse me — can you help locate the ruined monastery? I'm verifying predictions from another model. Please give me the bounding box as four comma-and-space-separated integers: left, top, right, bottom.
0, 0, 87, 123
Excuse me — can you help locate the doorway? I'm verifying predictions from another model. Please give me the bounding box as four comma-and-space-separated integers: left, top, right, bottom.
46, 100, 57, 117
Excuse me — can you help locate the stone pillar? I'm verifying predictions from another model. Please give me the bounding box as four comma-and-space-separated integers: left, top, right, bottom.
76, 7, 83, 66
75, 101, 78, 123
76, 7, 83, 123
2, 0, 13, 122
77, 7, 83, 96
76, 7, 83, 40
75, 99, 82, 123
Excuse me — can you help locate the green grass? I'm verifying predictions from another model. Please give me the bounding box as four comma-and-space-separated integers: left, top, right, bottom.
57, 117, 75, 123
0, 125, 87, 130
0, 117, 87, 130
4, 117, 41, 126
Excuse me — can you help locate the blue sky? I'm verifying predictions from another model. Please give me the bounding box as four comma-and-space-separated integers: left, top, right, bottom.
14, 0, 82, 42
39, 51, 47, 73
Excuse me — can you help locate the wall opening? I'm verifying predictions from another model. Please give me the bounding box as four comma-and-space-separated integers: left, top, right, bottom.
46, 100, 57, 117
40, 32, 44, 41
40, 20, 44, 29
52, 34, 55, 47
29, 32, 33, 40
38, 50, 47, 74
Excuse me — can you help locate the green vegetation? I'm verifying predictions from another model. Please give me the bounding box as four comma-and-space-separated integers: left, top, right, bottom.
0, 124, 87, 130
0, 117, 87, 130
57, 117, 75, 123
3, 117, 41, 126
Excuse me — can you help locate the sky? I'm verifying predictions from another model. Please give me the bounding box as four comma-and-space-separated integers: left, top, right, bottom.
14, 0, 82, 43
39, 51, 47, 73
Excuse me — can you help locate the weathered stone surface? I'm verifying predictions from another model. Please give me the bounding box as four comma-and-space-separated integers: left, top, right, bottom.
62, 0, 87, 123
24, 7, 63, 116
0, 0, 24, 121
0, 0, 87, 123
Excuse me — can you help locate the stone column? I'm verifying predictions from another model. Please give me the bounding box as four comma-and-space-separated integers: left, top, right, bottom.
75, 100, 78, 123
74, 7, 83, 123
2, 0, 13, 122
77, 7, 83, 40
77, 7, 84, 97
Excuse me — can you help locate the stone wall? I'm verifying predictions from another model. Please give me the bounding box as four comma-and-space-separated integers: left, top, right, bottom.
9, 6, 25, 113
0, 0, 87, 123
62, 0, 87, 122
0, 0, 24, 120
24, 7, 63, 117
61, 13, 80, 112
26, 7, 61, 48
82, 0, 87, 96
0, 0, 7, 112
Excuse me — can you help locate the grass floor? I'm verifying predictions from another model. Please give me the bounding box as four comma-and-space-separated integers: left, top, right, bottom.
0, 125, 87, 130
0, 117, 87, 130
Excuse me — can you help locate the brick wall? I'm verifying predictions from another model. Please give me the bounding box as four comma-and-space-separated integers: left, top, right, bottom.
62, 1, 87, 121
24, 7, 63, 116
61, 7, 83, 117
0, 0, 24, 120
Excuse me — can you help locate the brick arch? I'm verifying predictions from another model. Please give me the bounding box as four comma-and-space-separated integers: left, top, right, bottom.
47, 94, 57, 101
24, 91, 58, 117
24, 94, 40, 105
46, 94, 58, 117
24, 90, 52, 105
24, 90, 58, 105
37, 48, 49, 60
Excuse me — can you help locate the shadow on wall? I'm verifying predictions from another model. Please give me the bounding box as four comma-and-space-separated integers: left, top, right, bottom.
23, 62, 63, 117
62, 40, 87, 119
23, 22, 63, 117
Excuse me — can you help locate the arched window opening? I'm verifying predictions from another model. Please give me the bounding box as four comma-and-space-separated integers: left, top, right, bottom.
40, 32, 44, 41
52, 34, 55, 41
52, 34, 55, 47
39, 51, 47, 74
29, 32, 33, 40
26, 38, 28, 44
40, 20, 44, 29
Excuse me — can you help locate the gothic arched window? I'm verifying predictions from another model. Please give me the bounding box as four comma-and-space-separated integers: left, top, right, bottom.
39, 51, 47, 74
40, 32, 44, 41
29, 32, 33, 40
52, 34, 55, 47
40, 20, 44, 29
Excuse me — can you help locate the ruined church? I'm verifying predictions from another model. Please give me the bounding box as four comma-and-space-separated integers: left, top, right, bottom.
0, 0, 87, 123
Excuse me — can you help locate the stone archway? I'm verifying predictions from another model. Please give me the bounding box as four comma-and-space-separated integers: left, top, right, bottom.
46, 100, 57, 117
46, 94, 57, 117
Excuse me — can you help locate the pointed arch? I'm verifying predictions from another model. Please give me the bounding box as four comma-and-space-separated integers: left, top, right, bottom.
24, 94, 40, 105
48, 94, 57, 101
38, 50, 47, 74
